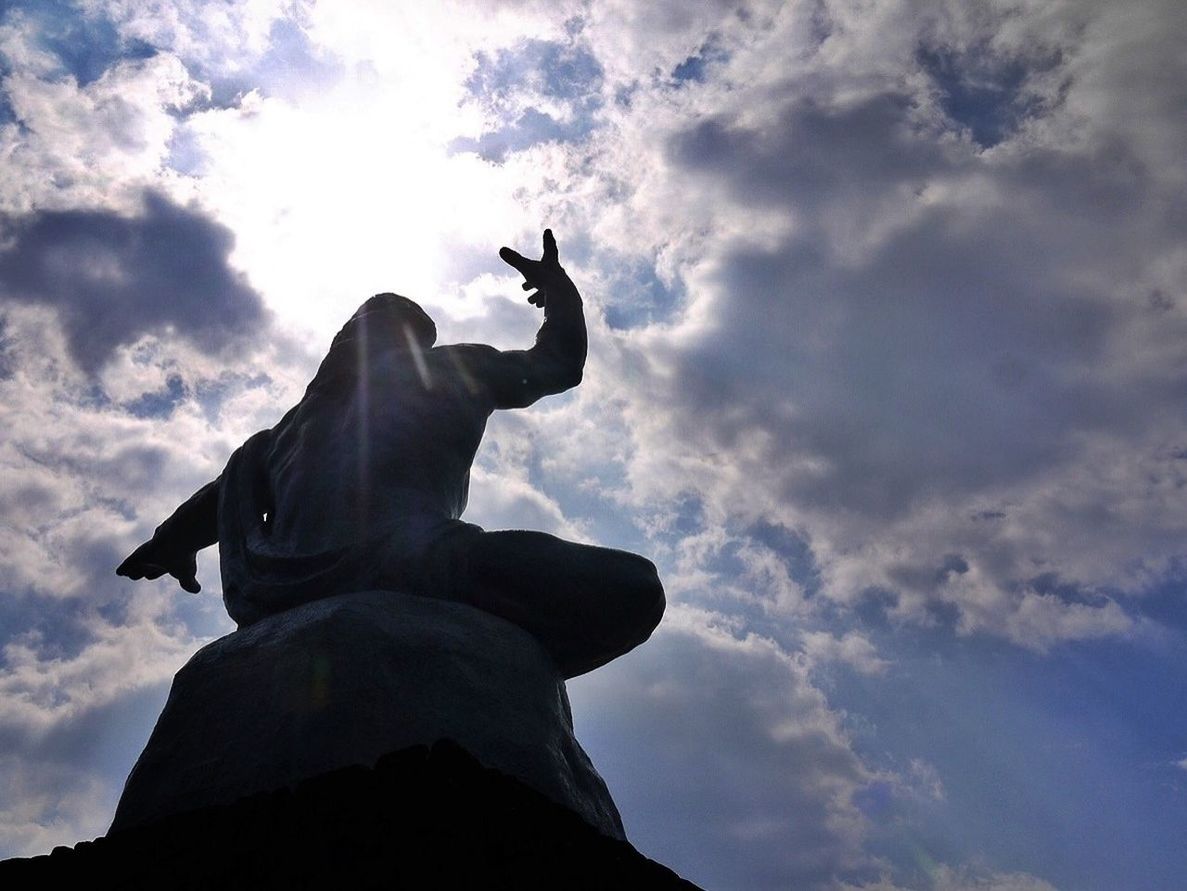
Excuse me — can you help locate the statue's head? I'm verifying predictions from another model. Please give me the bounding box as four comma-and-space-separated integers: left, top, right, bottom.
332, 293, 437, 353
306, 293, 437, 395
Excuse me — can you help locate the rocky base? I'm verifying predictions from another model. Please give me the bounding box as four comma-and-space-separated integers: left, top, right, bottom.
1, 739, 700, 890
111, 590, 624, 839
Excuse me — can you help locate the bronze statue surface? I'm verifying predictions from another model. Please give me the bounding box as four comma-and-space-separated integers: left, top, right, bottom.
118, 231, 664, 678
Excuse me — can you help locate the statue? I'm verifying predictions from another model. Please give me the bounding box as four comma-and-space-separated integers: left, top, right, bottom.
116, 231, 664, 679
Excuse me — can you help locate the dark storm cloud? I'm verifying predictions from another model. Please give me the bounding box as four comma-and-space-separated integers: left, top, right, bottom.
662, 90, 1166, 520
0, 191, 268, 372
703, 223, 1122, 515
669, 93, 949, 211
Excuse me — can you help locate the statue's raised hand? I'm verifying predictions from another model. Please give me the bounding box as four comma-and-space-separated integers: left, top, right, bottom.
117, 536, 201, 594
499, 229, 575, 309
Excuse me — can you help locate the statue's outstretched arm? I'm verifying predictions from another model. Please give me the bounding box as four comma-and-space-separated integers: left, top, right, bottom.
489, 229, 588, 408
116, 478, 220, 593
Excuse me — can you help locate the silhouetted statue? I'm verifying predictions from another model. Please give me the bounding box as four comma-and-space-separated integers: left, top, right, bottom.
117, 231, 663, 678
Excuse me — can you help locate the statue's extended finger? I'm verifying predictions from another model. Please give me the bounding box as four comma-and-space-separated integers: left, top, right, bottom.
543, 229, 558, 265
499, 246, 531, 274
179, 575, 201, 594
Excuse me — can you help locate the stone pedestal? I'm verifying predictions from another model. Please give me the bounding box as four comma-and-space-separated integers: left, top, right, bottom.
111, 590, 624, 839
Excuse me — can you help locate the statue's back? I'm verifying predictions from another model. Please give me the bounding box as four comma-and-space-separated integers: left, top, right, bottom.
264, 344, 494, 554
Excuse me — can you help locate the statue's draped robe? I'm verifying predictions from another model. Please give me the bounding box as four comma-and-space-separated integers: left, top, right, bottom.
213, 298, 587, 629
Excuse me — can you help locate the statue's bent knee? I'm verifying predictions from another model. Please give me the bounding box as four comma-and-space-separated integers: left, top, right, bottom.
620, 554, 666, 646
642, 560, 666, 631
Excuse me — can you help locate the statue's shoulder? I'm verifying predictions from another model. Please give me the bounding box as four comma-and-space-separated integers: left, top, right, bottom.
438, 342, 500, 358
427, 343, 504, 399
435, 342, 505, 373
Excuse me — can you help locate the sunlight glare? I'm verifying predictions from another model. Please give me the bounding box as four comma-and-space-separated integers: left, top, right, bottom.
183, 12, 548, 356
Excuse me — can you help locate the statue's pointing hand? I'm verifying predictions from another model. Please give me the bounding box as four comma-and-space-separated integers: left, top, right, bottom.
499, 229, 572, 309
117, 539, 201, 594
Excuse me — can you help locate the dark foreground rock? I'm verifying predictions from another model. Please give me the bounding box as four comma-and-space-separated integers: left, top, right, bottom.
0, 739, 702, 890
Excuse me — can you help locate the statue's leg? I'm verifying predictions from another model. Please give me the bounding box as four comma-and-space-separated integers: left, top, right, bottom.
424, 528, 665, 678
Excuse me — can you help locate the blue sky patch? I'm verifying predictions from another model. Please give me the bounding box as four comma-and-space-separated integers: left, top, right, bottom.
452, 38, 604, 162
600, 258, 685, 330
246, 16, 343, 101
917, 43, 1056, 148
668, 492, 705, 538
79, 383, 113, 410
122, 374, 188, 419
162, 14, 343, 116
0, 89, 17, 128
836, 626, 1187, 891
670, 35, 728, 86
449, 108, 579, 163
194, 371, 272, 422
165, 125, 206, 176
2, 1, 156, 87
0, 592, 99, 668
465, 38, 603, 104
747, 519, 822, 599
0, 315, 14, 380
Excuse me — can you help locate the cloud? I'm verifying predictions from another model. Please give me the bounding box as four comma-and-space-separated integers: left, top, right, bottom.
1, 1, 1185, 887
466, 460, 589, 542
570, 609, 879, 890
0, 190, 268, 372
504, 0, 1187, 652
843, 863, 1061, 891
0, 299, 282, 856
450, 32, 605, 162
801, 630, 890, 676
99, 0, 297, 86
0, 1, 158, 87
582, 0, 758, 88
0, 754, 113, 857
0, 47, 208, 213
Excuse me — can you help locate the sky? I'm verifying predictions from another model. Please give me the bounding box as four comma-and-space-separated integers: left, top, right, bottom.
0, 1, 1185, 888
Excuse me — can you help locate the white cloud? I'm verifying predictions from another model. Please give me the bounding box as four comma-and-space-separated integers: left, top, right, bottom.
0, 615, 191, 736
0, 756, 112, 857
0, 51, 207, 214
2, 1, 1185, 886
844, 863, 1061, 891
0, 306, 297, 568
801, 630, 890, 676
96, 0, 292, 76
466, 461, 588, 542
503, 0, 1187, 651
